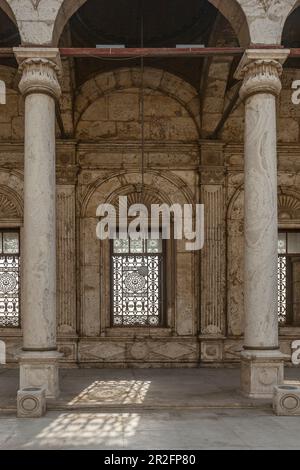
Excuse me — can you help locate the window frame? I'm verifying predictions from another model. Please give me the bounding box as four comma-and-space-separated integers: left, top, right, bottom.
0, 228, 21, 329
278, 229, 300, 327
110, 235, 167, 328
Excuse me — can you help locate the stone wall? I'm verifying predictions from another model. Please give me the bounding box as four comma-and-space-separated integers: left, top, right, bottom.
1, 54, 300, 366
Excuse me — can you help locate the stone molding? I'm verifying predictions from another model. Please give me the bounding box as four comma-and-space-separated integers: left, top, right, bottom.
200, 168, 226, 185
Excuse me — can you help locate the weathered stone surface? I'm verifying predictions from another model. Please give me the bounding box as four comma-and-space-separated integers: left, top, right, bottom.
1, 5, 300, 392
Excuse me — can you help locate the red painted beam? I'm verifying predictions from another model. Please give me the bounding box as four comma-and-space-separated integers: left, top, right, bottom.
59, 47, 245, 58
0, 47, 299, 59
289, 49, 300, 58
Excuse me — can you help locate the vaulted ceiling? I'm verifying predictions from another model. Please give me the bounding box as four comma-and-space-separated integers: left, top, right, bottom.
60, 0, 238, 89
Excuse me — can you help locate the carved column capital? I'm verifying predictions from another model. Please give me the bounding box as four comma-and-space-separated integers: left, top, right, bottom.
234, 49, 290, 101
14, 48, 62, 100
240, 60, 283, 100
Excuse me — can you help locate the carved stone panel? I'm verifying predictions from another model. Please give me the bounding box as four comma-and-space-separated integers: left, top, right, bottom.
56, 186, 77, 335
200, 180, 226, 337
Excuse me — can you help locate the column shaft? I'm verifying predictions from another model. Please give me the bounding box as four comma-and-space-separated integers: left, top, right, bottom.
244, 91, 278, 350
235, 51, 290, 398
23, 93, 57, 350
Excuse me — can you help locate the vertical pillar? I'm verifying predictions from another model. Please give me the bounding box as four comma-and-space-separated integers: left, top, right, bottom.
200, 143, 226, 363
14, 48, 62, 399
236, 50, 290, 398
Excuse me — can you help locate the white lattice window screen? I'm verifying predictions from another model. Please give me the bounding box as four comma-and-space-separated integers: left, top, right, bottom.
278, 231, 300, 325
111, 237, 164, 327
0, 230, 20, 328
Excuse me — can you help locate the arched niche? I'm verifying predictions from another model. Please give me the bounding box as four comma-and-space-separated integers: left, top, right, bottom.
75, 67, 201, 141
78, 170, 197, 339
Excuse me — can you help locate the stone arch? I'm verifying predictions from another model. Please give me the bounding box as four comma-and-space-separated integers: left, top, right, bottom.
227, 184, 300, 222
81, 170, 195, 218
208, 0, 250, 46
0, 185, 23, 221
0, 1, 17, 26
281, 0, 300, 25
75, 67, 201, 139
52, 0, 87, 46
281, 0, 300, 45
52, 0, 250, 46
0, 169, 23, 219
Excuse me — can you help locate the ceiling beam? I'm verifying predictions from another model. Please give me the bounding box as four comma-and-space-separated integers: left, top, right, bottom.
59, 47, 244, 58
0, 46, 293, 59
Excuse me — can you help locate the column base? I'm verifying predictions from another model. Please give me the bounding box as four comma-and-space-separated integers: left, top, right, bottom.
241, 349, 289, 399
19, 351, 62, 399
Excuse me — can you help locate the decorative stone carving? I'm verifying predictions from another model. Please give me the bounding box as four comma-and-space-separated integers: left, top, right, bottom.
0, 192, 19, 218
201, 341, 223, 362
200, 181, 226, 338
241, 350, 285, 398
17, 387, 46, 418
109, 189, 164, 217
18, 58, 61, 100
200, 169, 225, 184
274, 385, 300, 416
57, 186, 77, 335
30, 0, 42, 10
278, 191, 300, 219
239, 60, 283, 101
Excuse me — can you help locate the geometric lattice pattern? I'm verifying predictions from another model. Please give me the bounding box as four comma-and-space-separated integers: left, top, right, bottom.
112, 238, 163, 327
278, 231, 300, 326
0, 231, 20, 328
278, 255, 287, 325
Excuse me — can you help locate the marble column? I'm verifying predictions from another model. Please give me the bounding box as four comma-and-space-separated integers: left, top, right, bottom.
14, 48, 62, 399
235, 50, 290, 398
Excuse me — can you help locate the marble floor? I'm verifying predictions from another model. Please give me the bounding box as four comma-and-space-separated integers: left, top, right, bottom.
0, 367, 300, 449
1, 408, 300, 450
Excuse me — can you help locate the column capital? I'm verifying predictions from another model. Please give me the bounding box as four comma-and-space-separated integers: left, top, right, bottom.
234, 49, 290, 101
14, 48, 62, 100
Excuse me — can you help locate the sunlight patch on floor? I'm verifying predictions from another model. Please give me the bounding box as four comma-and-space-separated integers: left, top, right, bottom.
68, 380, 152, 405
24, 412, 141, 448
